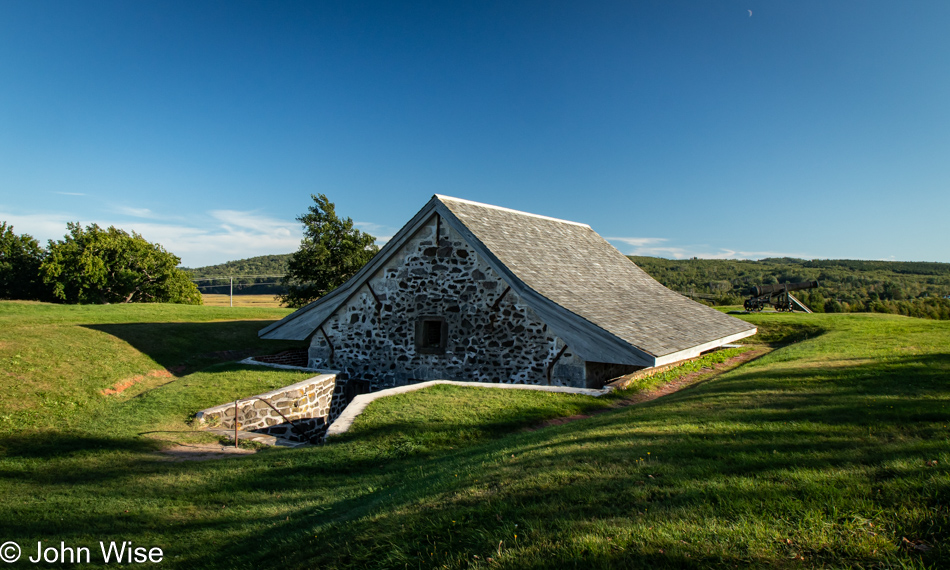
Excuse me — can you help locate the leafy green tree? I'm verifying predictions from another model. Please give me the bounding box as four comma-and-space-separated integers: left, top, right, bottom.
40, 223, 202, 304
824, 299, 843, 313
279, 194, 379, 308
0, 222, 49, 300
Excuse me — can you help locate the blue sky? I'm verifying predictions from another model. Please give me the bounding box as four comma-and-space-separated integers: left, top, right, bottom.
1, 1, 948, 267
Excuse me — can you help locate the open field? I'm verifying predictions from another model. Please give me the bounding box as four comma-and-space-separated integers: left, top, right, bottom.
0, 302, 948, 568
201, 293, 286, 308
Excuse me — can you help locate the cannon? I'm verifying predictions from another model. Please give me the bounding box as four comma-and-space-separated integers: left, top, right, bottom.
744, 280, 819, 312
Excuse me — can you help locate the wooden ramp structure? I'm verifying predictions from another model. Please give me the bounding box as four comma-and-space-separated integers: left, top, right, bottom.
787, 293, 813, 313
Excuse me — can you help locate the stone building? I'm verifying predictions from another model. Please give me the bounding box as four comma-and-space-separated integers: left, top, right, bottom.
260, 196, 756, 391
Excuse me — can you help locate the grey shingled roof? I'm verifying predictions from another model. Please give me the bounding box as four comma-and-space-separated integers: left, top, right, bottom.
438, 197, 755, 359
260, 195, 756, 365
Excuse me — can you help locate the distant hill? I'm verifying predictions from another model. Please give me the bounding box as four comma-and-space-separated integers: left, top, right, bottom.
631, 256, 950, 319
183, 252, 950, 319
183, 254, 292, 295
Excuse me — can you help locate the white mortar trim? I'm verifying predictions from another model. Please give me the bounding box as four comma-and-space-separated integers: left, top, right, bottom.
236, 356, 337, 373
652, 328, 758, 367
435, 195, 591, 228
195, 373, 338, 420
325, 380, 611, 437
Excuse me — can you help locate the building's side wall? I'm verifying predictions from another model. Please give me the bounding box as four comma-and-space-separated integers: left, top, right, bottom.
308, 217, 587, 389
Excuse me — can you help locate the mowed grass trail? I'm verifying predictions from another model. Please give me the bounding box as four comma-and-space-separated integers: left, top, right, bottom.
0, 304, 947, 569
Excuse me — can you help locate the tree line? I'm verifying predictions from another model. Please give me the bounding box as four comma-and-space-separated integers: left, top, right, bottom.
0, 221, 201, 304
1, 194, 376, 308
6, 193, 949, 322
631, 256, 950, 320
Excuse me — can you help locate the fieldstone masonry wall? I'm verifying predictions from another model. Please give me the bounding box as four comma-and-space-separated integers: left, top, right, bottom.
196, 373, 344, 442
308, 217, 589, 390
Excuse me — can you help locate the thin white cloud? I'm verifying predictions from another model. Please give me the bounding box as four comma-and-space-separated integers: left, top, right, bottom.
0, 208, 303, 267
124, 220, 302, 267
0, 209, 831, 267
732, 250, 812, 259
605, 237, 668, 247
52, 192, 85, 196
353, 221, 387, 234
354, 221, 396, 245
0, 211, 78, 244
209, 210, 292, 234
607, 237, 811, 261
113, 206, 156, 218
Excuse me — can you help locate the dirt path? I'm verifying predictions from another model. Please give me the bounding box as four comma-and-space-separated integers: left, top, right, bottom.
527, 347, 769, 431
101, 369, 174, 395
157, 442, 258, 461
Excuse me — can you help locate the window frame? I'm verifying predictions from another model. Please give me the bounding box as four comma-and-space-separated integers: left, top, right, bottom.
415, 316, 448, 354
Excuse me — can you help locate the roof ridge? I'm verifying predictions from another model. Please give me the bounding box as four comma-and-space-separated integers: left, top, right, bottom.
435, 195, 591, 228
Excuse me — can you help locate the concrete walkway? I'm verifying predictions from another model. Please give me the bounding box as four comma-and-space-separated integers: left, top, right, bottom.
325, 380, 611, 437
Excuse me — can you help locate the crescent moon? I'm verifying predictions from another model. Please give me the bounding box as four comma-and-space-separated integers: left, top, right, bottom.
748, 9, 752, 16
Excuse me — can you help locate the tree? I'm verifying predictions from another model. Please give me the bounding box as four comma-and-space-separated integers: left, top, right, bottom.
40, 223, 202, 304
0, 222, 48, 300
279, 194, 379, 308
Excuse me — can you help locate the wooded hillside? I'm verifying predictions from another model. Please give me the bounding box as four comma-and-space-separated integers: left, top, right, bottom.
183, 254, 291, 295
631, 256, 950, 319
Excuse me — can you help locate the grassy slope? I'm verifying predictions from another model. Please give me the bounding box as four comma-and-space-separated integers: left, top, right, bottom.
0, 301, 298, 432
304, 313, 949, 569
0, 304, 947, 568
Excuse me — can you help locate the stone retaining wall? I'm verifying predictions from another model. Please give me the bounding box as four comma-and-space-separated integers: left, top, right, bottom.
195, 373, 343, 442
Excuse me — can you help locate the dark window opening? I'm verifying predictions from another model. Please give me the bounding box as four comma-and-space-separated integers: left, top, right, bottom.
415, 317, 448, 354
344, 378, 371, 402
423, 321, 441, 346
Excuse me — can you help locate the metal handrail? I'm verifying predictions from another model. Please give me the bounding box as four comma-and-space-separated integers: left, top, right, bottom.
231, 395, 314, 447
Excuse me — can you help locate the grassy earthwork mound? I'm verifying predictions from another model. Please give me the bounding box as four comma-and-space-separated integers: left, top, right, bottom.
0, 301, 947, 568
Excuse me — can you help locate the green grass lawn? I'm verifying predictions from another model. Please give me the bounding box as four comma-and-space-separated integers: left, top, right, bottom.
0, 302, 948, 568
0, 301, 298, 433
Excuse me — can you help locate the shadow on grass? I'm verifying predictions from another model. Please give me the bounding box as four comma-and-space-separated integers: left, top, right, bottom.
744, 319, 827, 346
225, 350, 950, 568
661, 352, 950, 426
0, 431, 162, 461
285, 355, 949, 568
2, 333, 947, 568
83, 321, 303, 375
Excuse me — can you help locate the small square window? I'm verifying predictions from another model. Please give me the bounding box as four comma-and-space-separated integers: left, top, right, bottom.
415, 317, 447, 354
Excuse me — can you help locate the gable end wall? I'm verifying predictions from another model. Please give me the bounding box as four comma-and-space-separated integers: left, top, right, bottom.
308, 218, 587, 390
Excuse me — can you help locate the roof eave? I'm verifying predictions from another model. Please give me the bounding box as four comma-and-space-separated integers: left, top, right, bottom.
651, 327, 758, 367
